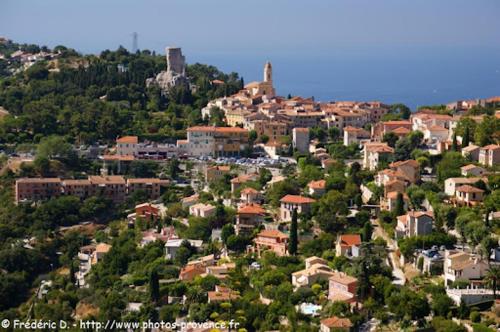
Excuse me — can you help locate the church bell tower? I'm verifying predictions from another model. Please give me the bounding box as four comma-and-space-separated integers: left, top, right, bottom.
264, 61, 272, 83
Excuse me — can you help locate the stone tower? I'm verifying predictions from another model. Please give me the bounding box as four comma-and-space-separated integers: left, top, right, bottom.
146, 47, 189, 94
166, 47, 186, 76
264, 61, 272, 83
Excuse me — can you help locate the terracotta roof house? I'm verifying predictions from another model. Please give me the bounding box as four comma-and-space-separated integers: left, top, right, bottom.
396, 211, 433, 238
205, 165, 230, 182
444, 177, 484, 196
461, 164, 486, 177
479, 144, 500, 167
230, 172, 259, 193
292, 261, 335, 289
181, 194, 199, 208
189, 203, 216, 218
443, 250, 488, 287
308, 179, 326, 196
91, 243, 112, 265
240, 187, 262, 204
388, 159, 420, 183
455, 185, 484, 206
462, 144, 480, 161
179, 264, 206, 281
236, 203, 266, 235
320, 316, 353, 332
253, 229, 289, 257
335, 234, 362, 258
343, 126, 370, 146
280, 195, 316, 222
362, 142, 394, 170
383, 179, 407, 197
383, 191, 409, 212
328, 272, 358, 303
207, 285, 240, 303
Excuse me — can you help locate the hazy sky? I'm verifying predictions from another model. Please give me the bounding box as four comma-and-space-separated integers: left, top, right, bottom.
1, 0, 499, 56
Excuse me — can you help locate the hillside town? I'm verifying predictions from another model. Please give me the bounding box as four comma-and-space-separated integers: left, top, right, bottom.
0, 39, 500, 332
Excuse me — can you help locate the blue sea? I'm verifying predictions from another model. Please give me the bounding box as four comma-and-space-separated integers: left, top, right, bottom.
190, 47, 500, 110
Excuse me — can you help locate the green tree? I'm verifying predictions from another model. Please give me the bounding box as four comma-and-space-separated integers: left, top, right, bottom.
149, 269, 160, 303
289, 209, 298, 255
431, 293, 454, 317
382, 132, 398, 148
394, 192, 405, 216
475, 115, 499, 147
221, 223, 235, 245
462, 125, 470, 147
437, 152, 466, 182
452, 133, 458, 151
362, 221, 373, 242
314, 190, 349, 232
484, 265, 500, 299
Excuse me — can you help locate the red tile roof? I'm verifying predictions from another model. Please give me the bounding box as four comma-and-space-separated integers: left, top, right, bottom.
339, 234, 361, 246
308, 179, 326, 189
280, 194, 316, 204
257, 229, 288, 239
238, 203, 266, 215
241, 187, 259, 194
456, 185, 484, 193
321, 316, 353, 329
390, 159, 419, 168
116, 136, 138, 144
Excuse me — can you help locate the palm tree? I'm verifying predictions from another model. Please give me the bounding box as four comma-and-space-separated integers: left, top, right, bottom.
485, 265, 500, 299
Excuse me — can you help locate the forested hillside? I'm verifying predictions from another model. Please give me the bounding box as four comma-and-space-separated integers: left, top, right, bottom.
0, 43, 243, 146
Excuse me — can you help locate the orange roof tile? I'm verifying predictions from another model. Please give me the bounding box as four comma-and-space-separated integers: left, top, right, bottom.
116, 136, 138, 144
390, 159, 419, 168
238, 203, 266, 215
456, 185, 484, 193
17, 178, 61, 183
321, 317, 353, 329
392, 127, 411, 134
280, 194, 316, 204
308, 179, 326, 189
241, 187, 259, 194
257, 229, 288, 239
339, 234, 361, 246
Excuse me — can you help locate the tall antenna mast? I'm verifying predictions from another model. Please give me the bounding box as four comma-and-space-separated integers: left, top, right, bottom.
132, 32, 138, 53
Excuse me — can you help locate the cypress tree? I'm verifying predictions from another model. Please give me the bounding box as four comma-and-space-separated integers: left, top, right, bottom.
394, 192, 405, 216
289, 208, 298, 255
362, 221, 373, 242
69, 261, 76, 285
452, 133, 458, 151
149, 270, 160, 303
462, 125, 470, 148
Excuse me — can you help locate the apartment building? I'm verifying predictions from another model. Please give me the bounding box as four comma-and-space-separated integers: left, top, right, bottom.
127, 178, 164, 199
292, 127, 310, 153
178, 126, 249, 157
16, 176, 167, 204
479, 144, 500, 167
16, 178, 62, 203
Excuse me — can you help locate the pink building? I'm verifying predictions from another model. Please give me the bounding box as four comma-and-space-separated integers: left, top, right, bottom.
253, 229, 289, 257
15, 178, 62, 203
328, 272, 358, 303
